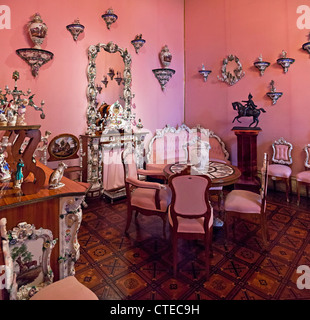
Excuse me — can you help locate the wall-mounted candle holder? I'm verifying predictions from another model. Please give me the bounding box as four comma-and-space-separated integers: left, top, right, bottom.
266, 80, 283, 105
66, 18, 84, 41
302, 32, 310, 56
254, 54, 270, 76
101, 76, 108, 88
131, 34, 146, 54
198, 64, 212, 82
101, 8, 118, 30
277, 50, 295, 73
115, 72, 123, 85
107, 68, 115, 80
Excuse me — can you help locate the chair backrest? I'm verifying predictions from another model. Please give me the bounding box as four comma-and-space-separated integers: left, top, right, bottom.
0, 218, 56, 300
260, 153, 269, 211
304, 144, 310, 169
271, 137, 293, 165
168, 173, 212, 230
121, 147, 138, 180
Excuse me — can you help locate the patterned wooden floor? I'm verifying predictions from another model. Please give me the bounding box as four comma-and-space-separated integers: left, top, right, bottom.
75, 190, 310, 300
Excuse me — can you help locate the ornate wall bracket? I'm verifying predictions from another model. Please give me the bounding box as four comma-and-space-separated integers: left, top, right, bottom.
277, 50, 295, 73
254, 54, 270, 76
199, 64, 212, 82
266, 80, 283, 105
101, 8, 118, 29
66, 19, 84, 41
152, 68, 175, 91
131, 34, 146, 54
218, 54, 245, 86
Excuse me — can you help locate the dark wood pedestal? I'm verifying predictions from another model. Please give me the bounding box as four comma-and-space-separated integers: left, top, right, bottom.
232, 127, 261, 191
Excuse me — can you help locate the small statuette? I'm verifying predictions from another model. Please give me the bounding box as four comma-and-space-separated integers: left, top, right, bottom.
14, 159, 24, 189
0, 153, 11, 182
48, 162, 68, 189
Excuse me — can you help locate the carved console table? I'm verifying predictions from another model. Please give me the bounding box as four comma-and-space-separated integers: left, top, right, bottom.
80, 130, 148, 202
0, 162, 88, 286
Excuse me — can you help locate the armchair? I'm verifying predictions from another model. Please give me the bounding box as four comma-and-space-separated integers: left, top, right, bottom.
224, 153, 269, 245
168, 172, 213, 279
121, 148, 172, 235
268, 137, 293, 202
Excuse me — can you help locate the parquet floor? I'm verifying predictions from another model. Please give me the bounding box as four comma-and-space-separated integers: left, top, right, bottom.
75, 190, 310, 300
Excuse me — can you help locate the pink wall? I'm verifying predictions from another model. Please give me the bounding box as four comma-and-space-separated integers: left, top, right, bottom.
185, 0, 310, 178
0, 0, 184, 150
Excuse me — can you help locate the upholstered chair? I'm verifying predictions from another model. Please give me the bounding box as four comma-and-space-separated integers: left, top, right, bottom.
268, 137, 293, 202
224, 153, 269, 245
168, 172, 213, 279
122, 149, 172, 235
0, 218, 98, 300
296, 144, 310, 205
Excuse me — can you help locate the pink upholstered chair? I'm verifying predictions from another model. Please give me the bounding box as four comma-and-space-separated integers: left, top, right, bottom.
122, 149, 172, 235
268, 137, 293, 202
168, 172, 213, 279
224, 153, 269, 245
296, 144, 310, 205
0, 218, 98, 300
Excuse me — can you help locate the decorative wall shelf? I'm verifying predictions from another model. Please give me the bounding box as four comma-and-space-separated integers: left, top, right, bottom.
254, 55, 270, 76
66, 19, 84, 41
131, 34, 146, 54
277, 50, 295, 73
101, 8, 118, 30
199, 64, 212, 82
152, 68, 175, 91
302, 33, 310, 56
266, 80, 283, 105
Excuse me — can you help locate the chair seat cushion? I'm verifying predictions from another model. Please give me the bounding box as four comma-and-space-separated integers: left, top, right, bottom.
268, 164, 292, 178
131, 186, 172, 212
224, 190, 262, 214
30, 276, 98, 300
296, 171, 310, 183
168, 207, 213, 233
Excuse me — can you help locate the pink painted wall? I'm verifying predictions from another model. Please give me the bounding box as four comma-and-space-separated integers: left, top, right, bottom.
0, 0, 184, 152
185, 0, 310, 179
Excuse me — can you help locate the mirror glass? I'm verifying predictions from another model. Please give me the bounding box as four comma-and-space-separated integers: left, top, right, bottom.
86, 41, 134, 135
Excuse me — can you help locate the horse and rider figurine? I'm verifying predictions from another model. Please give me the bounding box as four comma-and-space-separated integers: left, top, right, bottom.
232, 93, 266, 128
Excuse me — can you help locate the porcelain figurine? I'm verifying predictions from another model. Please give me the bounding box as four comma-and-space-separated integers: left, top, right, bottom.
0, 109, 7, 126
48, 162, 68, 189
16, 100, 27, 125
160, 45, 172, 68
0, 153, 11, 182
14, 159, 24, 189
27, 13, 48, 49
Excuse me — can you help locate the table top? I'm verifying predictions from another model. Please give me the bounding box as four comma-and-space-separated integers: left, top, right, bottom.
0, 161, 88, 211
164, 161, 241, 187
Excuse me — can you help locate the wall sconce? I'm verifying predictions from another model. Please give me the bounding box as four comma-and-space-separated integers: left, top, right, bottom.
277, 50, 295, 73
198, 64, 212, 82
131, 34, 146, 54
115, 72, 123, 85
96, 84, 102, 94
101, 8, 118, 30
152, 45, 175, 91
302, 33, 310, 56
266, 80, 283, 105
101, 76, 108, 88
253, 54, 270, 76
16, 13, 53, 77
66, 18, 84, 41
107, 68, 115, 80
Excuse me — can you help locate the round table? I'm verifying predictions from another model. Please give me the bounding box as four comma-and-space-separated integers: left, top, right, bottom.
164, 161, 241, 188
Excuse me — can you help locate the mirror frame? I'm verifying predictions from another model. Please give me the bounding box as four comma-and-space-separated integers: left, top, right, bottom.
218, 54, 245, 86
86, 41, 134, 134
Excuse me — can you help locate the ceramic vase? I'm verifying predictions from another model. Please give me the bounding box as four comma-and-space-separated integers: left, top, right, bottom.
28, 13, 48, 49
160, 45, 172, 68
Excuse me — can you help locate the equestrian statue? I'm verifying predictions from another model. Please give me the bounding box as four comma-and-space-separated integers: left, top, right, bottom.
232, 93, 266, 128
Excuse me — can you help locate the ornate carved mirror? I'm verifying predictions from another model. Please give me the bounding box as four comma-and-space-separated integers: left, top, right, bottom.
86, 41, 134, 135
